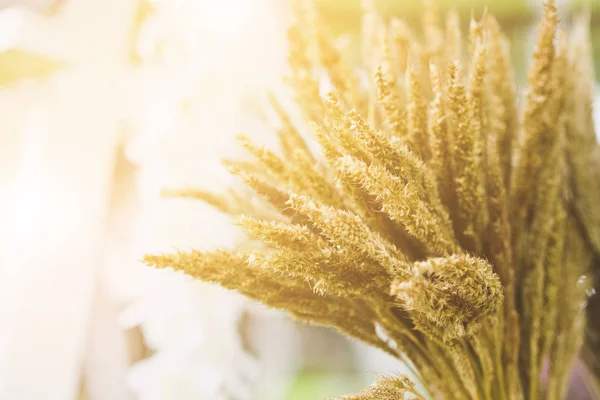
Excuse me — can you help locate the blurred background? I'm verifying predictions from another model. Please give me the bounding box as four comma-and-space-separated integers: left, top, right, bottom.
0, 1, 599, 399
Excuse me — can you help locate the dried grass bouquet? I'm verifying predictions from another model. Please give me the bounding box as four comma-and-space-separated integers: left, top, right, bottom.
145, 1, 600, 398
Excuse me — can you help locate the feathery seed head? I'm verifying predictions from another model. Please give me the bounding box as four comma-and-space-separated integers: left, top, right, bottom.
392, 254, 503, 341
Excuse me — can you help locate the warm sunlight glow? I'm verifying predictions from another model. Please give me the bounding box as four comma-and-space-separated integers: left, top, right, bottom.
3, 0, 600, 399
136, 0, 270, 62
5, 111, 84, 253
0, 8, 22, 52
199, 0, 258, 39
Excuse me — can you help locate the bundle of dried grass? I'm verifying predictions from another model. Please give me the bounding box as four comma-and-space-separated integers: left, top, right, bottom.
145, 1, 600, 398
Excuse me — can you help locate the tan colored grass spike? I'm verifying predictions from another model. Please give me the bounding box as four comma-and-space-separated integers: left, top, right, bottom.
336, 104, 446, 226
337, 155, 458, 257
468, 41, 487, 152
315, 19, 361, 108
445, 10, 462, 64
145, 249, 352, 330
406, 58, 431, 160
312, 121, 345, 162
312, 119, 401, 244
361, 0, 383, 68
566, 15, 600, 255
375, 64, 406, 138
162, 186, 278, 220
389, 18, 413, 76
238, 136, 341, 209
322, 93, 373, 163
322, 94, 449, 254
428, 64, 455, 209
237, 135, 290, 180
483, 139, 512, 291
238, 216, 325, 252
348, 109, 437, 198
361, 0, 386, 124
570, 12, 596, 141
290, 149, 349, 209
247, 249, 375, 297
285, 18, 323, 122
540, 202, 566, 375
230, 170, 304, 223
467, 40, 489, 239
448, 342, 480, 399
287, 193, 408, 276
161, 188, 236, 215
419, 340, 471, 398
269, 93, 315, 162
335, 375, 425, 400
520, 29, 567, 399
144, 250, 245, 286
222, 158, 272, 178
511, 0, 558, 258
484, 135, 521, 393
468, 13, 484, 60
473, 331, 497, 399
486, 16, 517, 187
147, 249, 387, 356
548, 222, 593, 399
422, 0, 443, 61
521, 145, 563, 399
448, 60, 487, 253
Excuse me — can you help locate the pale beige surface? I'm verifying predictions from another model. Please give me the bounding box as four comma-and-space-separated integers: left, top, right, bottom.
0, 1, 293, 399
0, 1, 136, 398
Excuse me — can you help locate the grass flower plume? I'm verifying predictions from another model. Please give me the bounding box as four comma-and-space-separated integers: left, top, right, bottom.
144, 1, 600, 398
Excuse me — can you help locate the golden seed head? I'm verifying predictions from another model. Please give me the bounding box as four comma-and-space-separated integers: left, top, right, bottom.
392, 254, 503, 341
